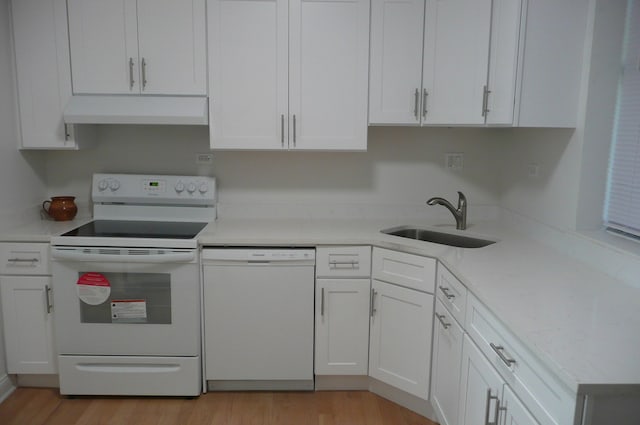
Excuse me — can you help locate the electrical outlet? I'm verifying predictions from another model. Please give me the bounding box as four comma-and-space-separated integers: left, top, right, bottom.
196, 153, 213, 165
445, 153, 464, 170
527, 162, 540, 178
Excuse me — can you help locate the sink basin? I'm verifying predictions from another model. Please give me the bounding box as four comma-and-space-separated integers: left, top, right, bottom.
381, 226, 496, 248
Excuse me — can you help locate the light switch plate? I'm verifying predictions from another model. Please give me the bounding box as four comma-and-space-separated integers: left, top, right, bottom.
445, 153, 464, 170
196, 153, 213, 165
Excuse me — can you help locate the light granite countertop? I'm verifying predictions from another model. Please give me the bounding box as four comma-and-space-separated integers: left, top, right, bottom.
3, 216, 640, 397
198, 218, 640, 396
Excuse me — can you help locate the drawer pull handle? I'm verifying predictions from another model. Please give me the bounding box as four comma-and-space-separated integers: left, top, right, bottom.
7, 258, 39, 263
329, 260, 359, 269
490, 343, 516, 367
435, 313, 451, 329
439, 286, 455, 299
321, 287, 325, 317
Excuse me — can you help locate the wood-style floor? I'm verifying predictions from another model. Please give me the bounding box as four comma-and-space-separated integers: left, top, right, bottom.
0, 388, 438, 425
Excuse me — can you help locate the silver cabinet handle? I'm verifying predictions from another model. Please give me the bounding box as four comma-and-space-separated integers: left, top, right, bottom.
45, 285, 52, 314
281, 114, 285, 147
329, 260, 359, 269
482, 85, 491, 117
422, 89, 428, 118
435, 312, 451, 329
321, 287, 325, 317
292, 114, 297, 147
141, 58, 147, 90
129, 57, 135, 90
413, 88, 420, 120
439, 285, 455, 300
8, 258, 39, 263
370, 288, 377, 317
484, 389, 501, 425
64, 123, 71, 141
490, 343, 516, 367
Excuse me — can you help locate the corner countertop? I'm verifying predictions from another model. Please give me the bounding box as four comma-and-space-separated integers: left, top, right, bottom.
198, 218, 640, 396
3, 216, 640, 396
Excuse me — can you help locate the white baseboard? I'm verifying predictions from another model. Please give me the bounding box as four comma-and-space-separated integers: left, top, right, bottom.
314, 375, 369, 391
0, 374, 16, 404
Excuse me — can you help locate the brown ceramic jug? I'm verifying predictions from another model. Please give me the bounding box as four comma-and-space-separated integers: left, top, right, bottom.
42, 196, 78, 221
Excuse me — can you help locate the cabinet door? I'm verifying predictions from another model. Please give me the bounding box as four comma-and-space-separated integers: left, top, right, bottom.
369, 0, 426, 125
0, 276, 56, 374
208, 0, 288, 149
315, 279, 370, 375
502, 385, 540, 425
368, 279, 433, 399
136, 0, 206, 95
431, 299, 464, 425
459, 334, 504, 425
485, 0, 522, 125
289, 0, 369, 150
11, 0, 78, 149
68, 0, 138, 94
422, 0, 492, 125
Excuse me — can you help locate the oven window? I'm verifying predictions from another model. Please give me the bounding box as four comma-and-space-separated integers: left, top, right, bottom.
78, 272, 171, 324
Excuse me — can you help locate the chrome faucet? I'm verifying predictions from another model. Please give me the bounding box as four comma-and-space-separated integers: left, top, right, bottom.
426, 191, 467, 230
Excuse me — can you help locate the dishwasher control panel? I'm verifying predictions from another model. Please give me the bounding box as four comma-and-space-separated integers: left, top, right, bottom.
202, 248, 315, 263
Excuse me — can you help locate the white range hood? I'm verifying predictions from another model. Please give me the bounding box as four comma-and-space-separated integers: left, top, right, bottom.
63, 95, 208, 125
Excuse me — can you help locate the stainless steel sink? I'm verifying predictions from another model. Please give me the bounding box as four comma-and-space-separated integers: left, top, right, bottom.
381, 225, 496, 248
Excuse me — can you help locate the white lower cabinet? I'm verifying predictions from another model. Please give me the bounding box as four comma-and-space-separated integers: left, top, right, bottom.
369, 247, 436, 400
459, 334, 508, 425
0, 243, 56, 375
431, 298, 464, 425
315, 246, 371, 376
368, 278, 433, 399
459, 334, 540, 425
314, 279, 370, 375
0, 276, 56, 374
502, 384, 540, 425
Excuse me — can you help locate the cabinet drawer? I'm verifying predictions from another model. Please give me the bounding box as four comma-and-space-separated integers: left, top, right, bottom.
372, 247, 435, 293
316, 246, 371, 278
0, 243, 50, 275
436, 263, 467, 325
465, 294, 575, 425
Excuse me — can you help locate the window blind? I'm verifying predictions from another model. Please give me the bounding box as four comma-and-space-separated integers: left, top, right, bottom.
605, 0, 640, 237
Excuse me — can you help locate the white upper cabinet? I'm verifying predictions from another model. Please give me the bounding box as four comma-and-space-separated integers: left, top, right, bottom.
10, 0, 88, 149
208, 0, 369, 150
368, 0, 426, 124
370, 0, 494, 125
370, 0, 587, 127
208, 0, 288, 149
421, 0, 492, 125
68, 0, 206, 95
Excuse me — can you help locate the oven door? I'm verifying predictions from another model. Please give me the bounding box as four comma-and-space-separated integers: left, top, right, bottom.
51, 247, 200, 357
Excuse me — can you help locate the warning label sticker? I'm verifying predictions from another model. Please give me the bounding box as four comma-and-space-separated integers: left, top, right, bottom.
77, 272, 111, 305
111, 299, 147, 323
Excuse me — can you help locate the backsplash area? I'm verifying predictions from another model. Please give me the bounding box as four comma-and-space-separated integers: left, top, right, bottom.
44, 125, 504, 220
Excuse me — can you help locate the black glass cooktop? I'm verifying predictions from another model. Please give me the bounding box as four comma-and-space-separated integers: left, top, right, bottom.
62, 220, 207, 239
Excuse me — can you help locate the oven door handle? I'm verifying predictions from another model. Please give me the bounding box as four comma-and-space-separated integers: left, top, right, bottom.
51, 249, 196, 263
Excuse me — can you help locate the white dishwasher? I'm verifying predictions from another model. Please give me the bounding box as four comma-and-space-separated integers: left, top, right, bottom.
202, 248, 315, 391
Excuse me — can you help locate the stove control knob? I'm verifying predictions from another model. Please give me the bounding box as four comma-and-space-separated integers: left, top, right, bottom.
198, 183, 209, 194
175, 182, 185, 193
97, 179, 109, 191
109, 179, 121, 191
187, 182, 197, 193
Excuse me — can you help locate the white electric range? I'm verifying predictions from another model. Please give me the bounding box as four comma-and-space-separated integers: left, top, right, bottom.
50, 173, 216, 396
